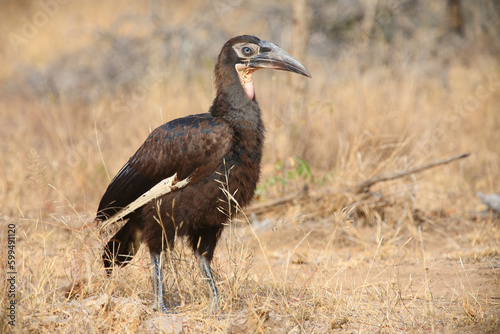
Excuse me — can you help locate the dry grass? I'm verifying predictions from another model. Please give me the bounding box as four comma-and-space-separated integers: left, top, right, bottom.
1, 0, 500, 333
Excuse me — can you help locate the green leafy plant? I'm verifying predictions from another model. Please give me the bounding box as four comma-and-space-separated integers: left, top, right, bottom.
255, 156, 314, 199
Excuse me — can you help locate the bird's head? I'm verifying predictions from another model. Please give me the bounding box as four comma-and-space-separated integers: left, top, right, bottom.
215, 35, 311, 100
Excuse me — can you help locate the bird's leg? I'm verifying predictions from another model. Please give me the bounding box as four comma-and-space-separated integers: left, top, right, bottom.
197, 254, 219, 313
150, 251, 170, 313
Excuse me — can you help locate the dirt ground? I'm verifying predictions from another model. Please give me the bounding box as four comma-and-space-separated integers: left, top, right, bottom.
244, 213, 500, 333
221, 200, 500, 333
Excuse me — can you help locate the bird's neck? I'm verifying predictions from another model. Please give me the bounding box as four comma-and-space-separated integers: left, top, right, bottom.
211, 64, 262, 132
211, 63, 265, 189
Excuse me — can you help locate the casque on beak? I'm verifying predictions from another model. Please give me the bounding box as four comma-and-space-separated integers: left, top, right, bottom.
248, 40, 312, 78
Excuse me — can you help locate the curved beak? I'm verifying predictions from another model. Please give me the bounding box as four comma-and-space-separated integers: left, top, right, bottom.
248, 40, 312, 78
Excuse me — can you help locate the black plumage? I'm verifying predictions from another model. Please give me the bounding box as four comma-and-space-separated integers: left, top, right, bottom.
96, 35, 310, 313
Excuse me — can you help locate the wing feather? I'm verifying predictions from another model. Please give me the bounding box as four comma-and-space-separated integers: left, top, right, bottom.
96, 113, 234, 220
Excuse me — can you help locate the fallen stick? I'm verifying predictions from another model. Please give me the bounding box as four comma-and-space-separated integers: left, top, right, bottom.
247, 152, 471, 215
249, 193, 303, 215
352, 152, 470, 193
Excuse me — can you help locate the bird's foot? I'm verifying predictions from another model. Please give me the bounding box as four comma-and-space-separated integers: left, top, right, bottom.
208, 299, 219, 315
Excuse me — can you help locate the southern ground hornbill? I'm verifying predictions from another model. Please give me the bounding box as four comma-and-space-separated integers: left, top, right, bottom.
96, 35, 311, 313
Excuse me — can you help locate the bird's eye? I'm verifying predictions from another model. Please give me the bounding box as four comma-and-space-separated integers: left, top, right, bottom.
242, 47, 252, 55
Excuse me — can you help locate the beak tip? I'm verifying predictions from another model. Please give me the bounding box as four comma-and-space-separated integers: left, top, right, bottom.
293, 65, 312, 78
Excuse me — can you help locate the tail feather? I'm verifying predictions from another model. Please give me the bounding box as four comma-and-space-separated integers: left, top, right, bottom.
103, 217, 143, 275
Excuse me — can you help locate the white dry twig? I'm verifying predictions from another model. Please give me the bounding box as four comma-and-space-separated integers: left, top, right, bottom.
99, 173, 191, 230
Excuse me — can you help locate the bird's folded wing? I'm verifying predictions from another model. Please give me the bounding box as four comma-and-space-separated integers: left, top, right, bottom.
96, 113, 234, 225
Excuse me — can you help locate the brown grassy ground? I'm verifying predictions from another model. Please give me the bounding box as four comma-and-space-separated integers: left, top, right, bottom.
1, 1, 499, 333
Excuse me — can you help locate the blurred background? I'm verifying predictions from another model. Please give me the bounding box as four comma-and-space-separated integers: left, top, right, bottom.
0, 0, 499, 221
1, 1, 499, 331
